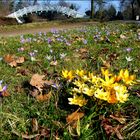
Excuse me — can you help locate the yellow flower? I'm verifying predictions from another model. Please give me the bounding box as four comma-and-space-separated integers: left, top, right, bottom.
100, 75, 115, 89
95, 88, 108, 101
73, 80, 88, 93
83, 86, 95, 96
117, 69, 136, 85
82, 75, 90, 81
91, 76, 101, 87
68, 95, 87, 107
101, 68, 112, 77
107, 89, 118, 104
113, 83, 129, 103
88, 72, 94, 79
113, 83, 128, 94
95, 88, 119, 104
75, 70, 86, 77
62, 70, 74, 81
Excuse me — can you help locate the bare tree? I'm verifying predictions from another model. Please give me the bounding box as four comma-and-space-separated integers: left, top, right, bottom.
0, 0, 13, 15
121, 0, 140, 19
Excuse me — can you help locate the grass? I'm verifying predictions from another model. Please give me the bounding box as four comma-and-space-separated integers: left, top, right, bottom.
0, 22, 140, 139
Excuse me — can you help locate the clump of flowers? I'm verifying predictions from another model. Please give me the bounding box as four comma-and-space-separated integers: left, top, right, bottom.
61, 69, 136, 107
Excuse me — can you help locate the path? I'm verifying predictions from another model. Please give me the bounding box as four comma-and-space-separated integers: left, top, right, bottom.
0, 20, 139, 37
0, 22, 96, 37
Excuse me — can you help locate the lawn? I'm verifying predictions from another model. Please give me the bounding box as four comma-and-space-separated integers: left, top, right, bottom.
0, 22, 140, 140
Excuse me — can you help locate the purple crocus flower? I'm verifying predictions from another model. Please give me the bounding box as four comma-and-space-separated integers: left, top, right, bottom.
18, 47, 24, 52
0, 80, 7, 97
66, 42, 71, 46
44, 32, 46, 36
38, 32, 42, 36
47, 38, 52, 44
27, 38, 32, 43
51, 29, 58, 34
20, 38, 25, 44
83, 39, 87, 44
29, 52, 35, 57
126, 47, 132, 52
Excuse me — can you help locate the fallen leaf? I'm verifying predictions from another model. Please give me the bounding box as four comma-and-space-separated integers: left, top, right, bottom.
110, 115, 126, 124
15, 56, 25, 64
4, 54, 25, 67
66, 109, 84, 124
100, 57, 111, 68
100, 48, 109, 54
39, 126, 50, 138
30, 88, 39, 97
114, 125, 124, 140
36, 92, 52, 101
120, 34, 127, 39
30, 74, 45, 91
32, 118, 38, 132
2, 90, 10, 97
12, 130, 39, 139
101, 118, 113, 135
14, 85, 24, 93
101, 118, 124, 139
4, 54, 15, 63
16, 68, 29, 76
9, 60, 17, 67
79, 48, 88, 54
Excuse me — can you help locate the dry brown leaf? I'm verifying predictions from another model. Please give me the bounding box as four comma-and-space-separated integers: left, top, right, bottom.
120, 34, 127, 39
79, 48, 88, 54
39, 126, 50, 138
101, 118, 113, 135
30, 74, 45, 91
14, 85, 24, 93
4, 54, 15, 63
16, 68, 29, 76
32, 118, 38, 132
36, 92, 52, 101
30, 89, 39, 97
110, 115, 126, 124
16, 56, 25, 64
66, 110, 84, 124
2, 90, 10, 97
9, 60, 17, 67
4, 54, 25, 67
114, 125, 124, 140
101, 118, 124, 140
100, 57, 111, 68
12, 130, 39, 139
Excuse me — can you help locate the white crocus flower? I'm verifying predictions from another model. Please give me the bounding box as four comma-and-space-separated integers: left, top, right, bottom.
60, 53, 67, 59
46, 55, 52, 61
126, 56, 133, 62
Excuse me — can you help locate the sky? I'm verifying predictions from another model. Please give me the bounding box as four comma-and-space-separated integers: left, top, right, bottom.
48, 0, 120, 14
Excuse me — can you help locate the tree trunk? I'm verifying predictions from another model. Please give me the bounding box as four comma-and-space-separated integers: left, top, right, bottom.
33, 0, 37, 5
90, 0, 94, 19
137, 0, 140, 6
131, 1, 135, 20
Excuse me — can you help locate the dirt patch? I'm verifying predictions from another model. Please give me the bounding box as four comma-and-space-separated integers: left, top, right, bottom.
0, 17, 18, 25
